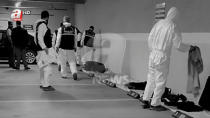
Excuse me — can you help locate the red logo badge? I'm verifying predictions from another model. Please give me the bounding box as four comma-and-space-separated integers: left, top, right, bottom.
11, 9, 23, 21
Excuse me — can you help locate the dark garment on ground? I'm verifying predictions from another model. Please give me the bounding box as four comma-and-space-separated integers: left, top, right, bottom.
11, 26, 28, 49
125, 81, 147, 90
177, 101, 203, 112
83, 61, 106, 73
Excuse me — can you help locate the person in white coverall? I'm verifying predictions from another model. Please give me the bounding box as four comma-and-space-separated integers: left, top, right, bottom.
35, 11, 56, 91
142, 7, 194, 111
55, 16, 81, 80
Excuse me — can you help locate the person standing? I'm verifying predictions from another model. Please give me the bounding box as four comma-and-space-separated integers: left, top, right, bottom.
81, 26, 96, 64
142, 7, 194, 111
55, 16, 80, 80
11, 21, 30, 70
34, 10, 55, 91
6, 21, 15, 68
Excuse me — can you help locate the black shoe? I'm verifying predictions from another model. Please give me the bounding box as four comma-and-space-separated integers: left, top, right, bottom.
73, 73, 77, 80
142, 100, 151, 109
24, 67, 30, 70
42, 86, 55, 91
150, 105, 168, 111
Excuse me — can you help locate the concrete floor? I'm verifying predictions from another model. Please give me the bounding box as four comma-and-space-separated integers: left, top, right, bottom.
0, 64, 173, 118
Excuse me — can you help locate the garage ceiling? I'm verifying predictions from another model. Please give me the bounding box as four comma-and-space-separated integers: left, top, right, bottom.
0, 0, 86, 10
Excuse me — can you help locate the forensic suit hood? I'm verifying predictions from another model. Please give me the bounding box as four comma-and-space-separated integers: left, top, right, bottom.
166, 7, 179, 22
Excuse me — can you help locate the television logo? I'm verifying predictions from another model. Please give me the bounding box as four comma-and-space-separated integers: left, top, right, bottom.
11, 9, 23, 21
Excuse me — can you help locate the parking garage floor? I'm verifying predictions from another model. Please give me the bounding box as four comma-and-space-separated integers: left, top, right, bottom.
0, 64, 174, 118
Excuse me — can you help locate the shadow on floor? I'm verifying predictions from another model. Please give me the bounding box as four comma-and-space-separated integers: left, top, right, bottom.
40, 90, 77, 100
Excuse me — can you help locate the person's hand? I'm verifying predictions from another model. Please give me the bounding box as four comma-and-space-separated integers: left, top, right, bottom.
44, 48, 49, 55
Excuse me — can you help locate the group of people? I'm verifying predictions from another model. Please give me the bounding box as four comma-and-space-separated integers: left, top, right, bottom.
6, 6, 196, 112
34, 11, 96, 91
6, 21, 30, 70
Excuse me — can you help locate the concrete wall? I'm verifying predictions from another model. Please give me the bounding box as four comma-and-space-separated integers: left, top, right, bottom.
121, 33, 210, 101
75, 0, 210, 33
75, 0, 210, 101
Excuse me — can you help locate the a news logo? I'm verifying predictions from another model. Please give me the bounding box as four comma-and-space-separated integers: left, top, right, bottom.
11, 9, 23, 21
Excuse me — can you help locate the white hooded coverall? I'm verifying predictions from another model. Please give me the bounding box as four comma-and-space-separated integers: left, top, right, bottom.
143, 7, 191, 106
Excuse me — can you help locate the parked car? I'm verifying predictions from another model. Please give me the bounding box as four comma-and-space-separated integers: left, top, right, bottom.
0, 30, 37, 64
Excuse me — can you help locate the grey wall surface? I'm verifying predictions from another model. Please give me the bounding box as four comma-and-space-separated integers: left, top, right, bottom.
75, 0, 210, 33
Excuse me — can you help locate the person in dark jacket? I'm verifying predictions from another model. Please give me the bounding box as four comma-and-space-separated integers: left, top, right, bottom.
81, 26, 96, 64
6, 21, 15, 68
11, 21, 30, 70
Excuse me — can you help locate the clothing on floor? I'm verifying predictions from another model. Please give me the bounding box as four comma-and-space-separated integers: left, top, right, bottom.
187, 46, 203, 97
83, 61, 106, 73
177, 101, 203, 112
109, 74, 130, 86
125, 81, 147, 90
161, 91, 203, 112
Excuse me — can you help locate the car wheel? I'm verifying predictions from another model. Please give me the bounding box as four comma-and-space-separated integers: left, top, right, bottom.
25, 50, 36, 64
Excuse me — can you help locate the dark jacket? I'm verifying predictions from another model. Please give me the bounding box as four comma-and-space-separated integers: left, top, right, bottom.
59, 25, 80, 50
11, 26, 28, 49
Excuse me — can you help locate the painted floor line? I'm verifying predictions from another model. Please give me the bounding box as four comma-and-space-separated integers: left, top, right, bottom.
0, 98, 136, 103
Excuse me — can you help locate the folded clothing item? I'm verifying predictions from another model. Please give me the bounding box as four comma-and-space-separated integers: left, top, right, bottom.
83, 61, 106, 73
125, 81, 147, 90
177, 101, 203, 112
162, 93, 187, 107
